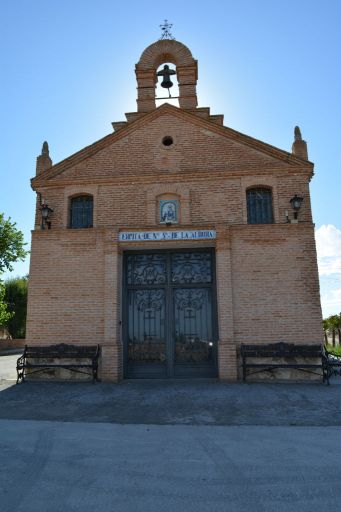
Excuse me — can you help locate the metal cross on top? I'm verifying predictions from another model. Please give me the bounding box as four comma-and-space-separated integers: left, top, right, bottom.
160, 20, 175, 40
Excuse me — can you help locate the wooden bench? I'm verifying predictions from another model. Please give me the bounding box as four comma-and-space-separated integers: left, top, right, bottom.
16, 343, 100, 384
240, 342, 329, 384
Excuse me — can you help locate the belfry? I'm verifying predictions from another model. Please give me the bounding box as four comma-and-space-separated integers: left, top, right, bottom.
26, 32, 323, 381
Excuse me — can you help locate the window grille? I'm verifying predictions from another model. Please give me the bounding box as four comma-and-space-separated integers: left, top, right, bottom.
70, 195, 93, 228
247, 188, 273, 224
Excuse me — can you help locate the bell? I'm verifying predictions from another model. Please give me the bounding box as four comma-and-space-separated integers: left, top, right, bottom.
157, 64, 176, 90
161, 78, 173, 89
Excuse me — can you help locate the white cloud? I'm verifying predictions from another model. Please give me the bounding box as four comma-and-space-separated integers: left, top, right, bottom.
315, 224, 341, 276
321, 288, 341, 312
316, 225, 341, 316
315, 224, 341, 258
318, 257, 341, 276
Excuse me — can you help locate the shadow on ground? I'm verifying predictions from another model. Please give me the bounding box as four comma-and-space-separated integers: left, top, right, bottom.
0, 378, 340, 426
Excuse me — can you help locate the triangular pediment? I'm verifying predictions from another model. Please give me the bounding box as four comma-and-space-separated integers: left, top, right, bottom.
32, 103, 313, 187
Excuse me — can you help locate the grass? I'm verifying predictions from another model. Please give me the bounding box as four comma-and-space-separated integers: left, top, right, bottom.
325, 344, 341, 356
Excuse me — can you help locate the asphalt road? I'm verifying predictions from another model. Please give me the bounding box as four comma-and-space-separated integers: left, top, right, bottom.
0, 353, 340, 512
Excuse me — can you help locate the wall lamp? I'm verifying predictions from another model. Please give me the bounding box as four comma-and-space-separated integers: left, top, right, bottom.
40, 200, 53, 230
285, 195, 303, 224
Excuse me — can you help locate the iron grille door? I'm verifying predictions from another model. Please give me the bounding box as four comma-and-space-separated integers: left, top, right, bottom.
123, 250, 217, 378
173, 288, 213, 362
125, 254, 168, 378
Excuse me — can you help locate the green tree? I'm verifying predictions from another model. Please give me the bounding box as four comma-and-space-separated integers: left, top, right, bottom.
4, 276, 28, 338
0, 213, 28, 327
323, 314, 341, 331
0, 282, 13, 326
323, 313, 341, 347
0, 213, 28, 274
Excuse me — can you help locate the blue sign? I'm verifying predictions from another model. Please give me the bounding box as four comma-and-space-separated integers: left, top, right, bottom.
119, 230, 216, 242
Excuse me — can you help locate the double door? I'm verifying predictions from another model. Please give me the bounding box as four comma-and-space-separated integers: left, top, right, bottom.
123, 249, 217, 378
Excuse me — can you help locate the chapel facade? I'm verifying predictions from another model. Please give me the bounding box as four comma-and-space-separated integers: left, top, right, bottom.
26, 38, 323, 381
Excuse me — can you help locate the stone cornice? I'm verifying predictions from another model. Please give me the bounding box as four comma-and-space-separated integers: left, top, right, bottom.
32, 167, 312, 191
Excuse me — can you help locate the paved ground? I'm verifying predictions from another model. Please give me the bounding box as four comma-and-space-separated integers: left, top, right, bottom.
1, 353, 340, 511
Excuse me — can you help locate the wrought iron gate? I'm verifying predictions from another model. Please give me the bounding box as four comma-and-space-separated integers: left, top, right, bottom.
123, 249, 218, 378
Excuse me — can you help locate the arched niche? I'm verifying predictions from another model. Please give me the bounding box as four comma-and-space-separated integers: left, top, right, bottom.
135, 40, 198, 112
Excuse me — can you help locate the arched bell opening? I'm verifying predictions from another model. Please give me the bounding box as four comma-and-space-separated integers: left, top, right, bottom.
136, 39, 198, 113
155, 62, 179, 108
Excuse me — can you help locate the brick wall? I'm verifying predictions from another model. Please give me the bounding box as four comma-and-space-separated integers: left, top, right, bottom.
28, 84, 320, 382
0, 339, 26, 352
26, 229, 105, 345
230, 224, 322, 346
35, 116, 313, 229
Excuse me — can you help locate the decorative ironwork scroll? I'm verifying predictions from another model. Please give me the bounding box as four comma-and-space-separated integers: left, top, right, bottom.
127, 254, 167, 285
171, 252, 212, 284
159, 20, 175, 40
134, 290, 165, 313
173, 288, 213, 363
173, 289, 206, 311
128, 289, 166, 363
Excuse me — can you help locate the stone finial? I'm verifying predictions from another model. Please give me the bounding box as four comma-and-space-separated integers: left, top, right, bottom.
292, 125, 308, 160
41, 141, 49, 156
36, 140, 52, 175
294, 126, 302, 141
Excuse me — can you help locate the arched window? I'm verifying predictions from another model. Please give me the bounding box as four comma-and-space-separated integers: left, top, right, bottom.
70, 195, 93, 228
247, 188, 274, 224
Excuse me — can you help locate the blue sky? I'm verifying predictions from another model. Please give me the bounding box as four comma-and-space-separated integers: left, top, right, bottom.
1, 0, 341, 316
